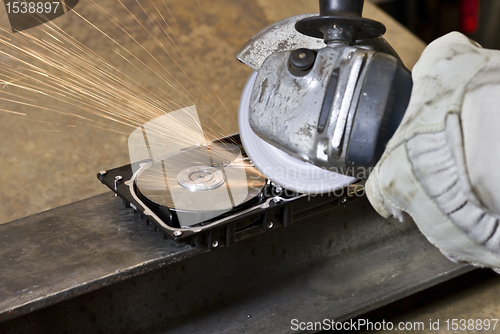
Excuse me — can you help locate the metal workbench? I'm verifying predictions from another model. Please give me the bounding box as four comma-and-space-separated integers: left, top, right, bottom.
0, 191, 472, 333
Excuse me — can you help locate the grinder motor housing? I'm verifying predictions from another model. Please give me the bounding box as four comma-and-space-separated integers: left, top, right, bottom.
239, 0, 413, 178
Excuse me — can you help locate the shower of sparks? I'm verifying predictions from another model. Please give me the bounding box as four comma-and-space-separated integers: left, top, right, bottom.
29, 129, 62, 132
0, 108, 26, 116
0, 0, 239, 145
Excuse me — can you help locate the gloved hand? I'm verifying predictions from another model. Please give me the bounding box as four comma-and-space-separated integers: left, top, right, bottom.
366, 32, 500, 270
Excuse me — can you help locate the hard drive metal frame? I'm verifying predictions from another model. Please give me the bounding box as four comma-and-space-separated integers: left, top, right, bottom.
98, 134, 364, 248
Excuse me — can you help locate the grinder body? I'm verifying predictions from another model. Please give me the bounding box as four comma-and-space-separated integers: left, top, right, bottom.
249, 44, 411, 176
237, 0, 412, 185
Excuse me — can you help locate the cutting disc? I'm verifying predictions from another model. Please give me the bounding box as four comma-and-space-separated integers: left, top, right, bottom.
238, 71, 356, 194
135, 141, 266, 217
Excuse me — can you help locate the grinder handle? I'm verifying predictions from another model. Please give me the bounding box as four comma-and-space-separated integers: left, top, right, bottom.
319, 0, 364, 17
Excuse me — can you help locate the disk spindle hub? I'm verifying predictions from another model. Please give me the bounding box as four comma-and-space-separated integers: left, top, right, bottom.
177, 166, 225, 192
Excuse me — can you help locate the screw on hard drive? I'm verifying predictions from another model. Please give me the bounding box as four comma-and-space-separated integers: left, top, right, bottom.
212, 241, 219, 248
267, 221, 274, 229
173, 231, 182, 237
114, 175, 123, 196
98, 170, 107, 182
341, 197, 348, 206
271, 182, 283, 196
272, 196, 284, 204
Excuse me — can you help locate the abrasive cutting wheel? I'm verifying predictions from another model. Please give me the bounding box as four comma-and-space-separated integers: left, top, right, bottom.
238, 72, 356, 194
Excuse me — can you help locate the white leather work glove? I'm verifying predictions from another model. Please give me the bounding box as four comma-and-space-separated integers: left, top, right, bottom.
366, 32, 500, 270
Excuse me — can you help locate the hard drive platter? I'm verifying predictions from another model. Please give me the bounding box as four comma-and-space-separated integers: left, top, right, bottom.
134, 137, 267, 228
98, 134, 363, 248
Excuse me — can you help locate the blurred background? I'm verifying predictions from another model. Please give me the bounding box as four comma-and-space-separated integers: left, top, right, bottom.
373, 0, 500, 49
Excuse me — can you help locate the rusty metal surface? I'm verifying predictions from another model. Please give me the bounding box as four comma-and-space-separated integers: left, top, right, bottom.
0, 193, 204, 322
0, 193, 472, 333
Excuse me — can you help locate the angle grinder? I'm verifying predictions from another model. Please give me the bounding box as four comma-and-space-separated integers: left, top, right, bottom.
237, 0, 412, 194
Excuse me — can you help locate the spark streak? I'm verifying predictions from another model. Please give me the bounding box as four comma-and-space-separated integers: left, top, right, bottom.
0, 0, 238, 145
